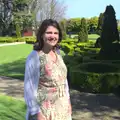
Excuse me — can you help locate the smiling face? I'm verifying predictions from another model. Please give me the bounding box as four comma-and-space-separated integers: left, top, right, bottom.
43, 26, 59, 48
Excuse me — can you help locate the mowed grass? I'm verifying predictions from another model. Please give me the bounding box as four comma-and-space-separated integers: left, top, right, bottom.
70, 34, 99, 40
0, 94, 26, 120
0, 44, 33, 64
0, 44, 33, 80
88, 34, 100, 39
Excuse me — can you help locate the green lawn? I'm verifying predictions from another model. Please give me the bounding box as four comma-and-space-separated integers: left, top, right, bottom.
0, 44, 33, 64
0, 44, 33, 80
88, 34, 100, 39
70, 34, 99, 40
0, 94, 26, 120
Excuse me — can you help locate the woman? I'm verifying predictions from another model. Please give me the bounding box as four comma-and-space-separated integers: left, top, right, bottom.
24, 19, 72, 120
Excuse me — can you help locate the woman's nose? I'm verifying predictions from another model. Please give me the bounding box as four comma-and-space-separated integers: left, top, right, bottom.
50, 33, 56, 37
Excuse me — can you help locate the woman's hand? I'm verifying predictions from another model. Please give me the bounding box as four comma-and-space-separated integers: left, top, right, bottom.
37, 112, 45, 120
68, 99, 72, 115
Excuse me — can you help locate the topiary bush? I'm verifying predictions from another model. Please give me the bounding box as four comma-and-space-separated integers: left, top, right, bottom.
0, 37, 16, 43
70, 70, 120, 93
0, 36, 36, 43
69, 62, 120, 93
78, 62, 120, 73
25, 37, 36, 44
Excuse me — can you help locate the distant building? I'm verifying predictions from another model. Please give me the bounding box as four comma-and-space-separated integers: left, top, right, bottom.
23, 27, 36, 37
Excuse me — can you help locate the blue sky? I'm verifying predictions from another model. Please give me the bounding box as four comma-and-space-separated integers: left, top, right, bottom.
64, 0, 120, 19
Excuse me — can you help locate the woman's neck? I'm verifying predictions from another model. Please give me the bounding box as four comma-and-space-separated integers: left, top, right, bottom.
42, 46, 53, 54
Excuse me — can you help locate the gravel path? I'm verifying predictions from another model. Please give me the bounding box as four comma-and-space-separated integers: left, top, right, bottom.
0, 42, 25, 47
0, 76, 120, 120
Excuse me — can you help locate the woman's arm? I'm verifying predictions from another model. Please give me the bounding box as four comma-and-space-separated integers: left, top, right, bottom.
65, 79, 72, 114
24, 52, 40, 116
65, 79, 70, 99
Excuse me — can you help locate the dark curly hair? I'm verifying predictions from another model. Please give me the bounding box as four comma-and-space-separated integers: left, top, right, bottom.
34, 19, 62, 51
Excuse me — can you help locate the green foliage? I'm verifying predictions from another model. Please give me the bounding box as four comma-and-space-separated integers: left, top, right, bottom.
78, 18, 88, 42
97, 13, 104, 35
60, 43, 71, 54
0, 37, 15, 43
118, 26, 120, 32
87, 17, 98, 34
16, 24, 21, 38
78, 28, 85, 42
25, 37, 36, 44
0, 0, 33, 36
63, 55, 83, 67
59, 19, 67, 40
60, 50, 66, 57
61, 39, 78, 44
66, 18, 81, 33
0, 37, 35, 43
101, 5, 120, 48
70, 69, 120, 93
78, 62, 120, 73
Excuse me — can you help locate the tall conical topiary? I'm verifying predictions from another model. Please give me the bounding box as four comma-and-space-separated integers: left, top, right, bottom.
59, 19, 67, 40
97, 13, 104, 35
99, 5, 120, 60
100, 5, 119, 48
78, 18, 88, 42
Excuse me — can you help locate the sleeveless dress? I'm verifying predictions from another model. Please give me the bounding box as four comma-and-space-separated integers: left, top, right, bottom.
29, 51, 72, 120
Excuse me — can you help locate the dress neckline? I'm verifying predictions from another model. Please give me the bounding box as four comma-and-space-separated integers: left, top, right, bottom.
38, 50, 58, 64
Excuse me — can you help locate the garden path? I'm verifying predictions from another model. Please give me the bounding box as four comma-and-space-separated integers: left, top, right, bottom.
0, 42, 25, 47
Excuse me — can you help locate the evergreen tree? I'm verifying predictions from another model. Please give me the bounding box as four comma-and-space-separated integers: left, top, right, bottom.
59, 19, 67, 40
97, 13, 104, 35
78, 18, 88, 42
100, 5, 119, 48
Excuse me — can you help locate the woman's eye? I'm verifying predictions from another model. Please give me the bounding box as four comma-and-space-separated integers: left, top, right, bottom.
54, 32, 58, 34
46, 32, 52, 34
45, 32, 58, 34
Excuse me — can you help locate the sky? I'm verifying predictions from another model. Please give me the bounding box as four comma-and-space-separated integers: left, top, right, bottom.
64, 0, 120, 19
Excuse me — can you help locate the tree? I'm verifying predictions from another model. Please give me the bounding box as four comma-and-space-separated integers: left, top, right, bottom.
100, 5, 119, 48
0, 0, 34, 36
97, 13, 104, 35
98, 5, 120, 60
13, 0, 33, 33
78, 18, 88, 42
66, 18, 81, 34
35, 0, 67, 22
59, 19, 67, 40
87, 17, 98, 34
0, 0, 13, 36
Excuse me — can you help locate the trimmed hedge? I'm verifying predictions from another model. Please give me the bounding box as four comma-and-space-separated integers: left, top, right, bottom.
69, 61, 120, 93
77, 62, 120, 73
60, 43, 74, 55
62, 39, 78, 44
70, 70, 120, 93
0, 37, 16, 43
0, 36, 36, 43
63, 55, 83, 66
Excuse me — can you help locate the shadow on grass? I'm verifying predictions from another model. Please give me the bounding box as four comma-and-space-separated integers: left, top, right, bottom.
0, 58, 26, 80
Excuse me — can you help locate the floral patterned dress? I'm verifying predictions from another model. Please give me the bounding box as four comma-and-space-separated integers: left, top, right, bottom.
29, 51, 72, 120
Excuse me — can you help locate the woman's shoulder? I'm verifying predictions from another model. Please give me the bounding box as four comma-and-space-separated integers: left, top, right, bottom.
26, 50, 40, 64
27, 50, 37, 58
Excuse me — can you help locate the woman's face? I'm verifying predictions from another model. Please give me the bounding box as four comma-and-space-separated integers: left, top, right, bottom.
43, 26, 59, 48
